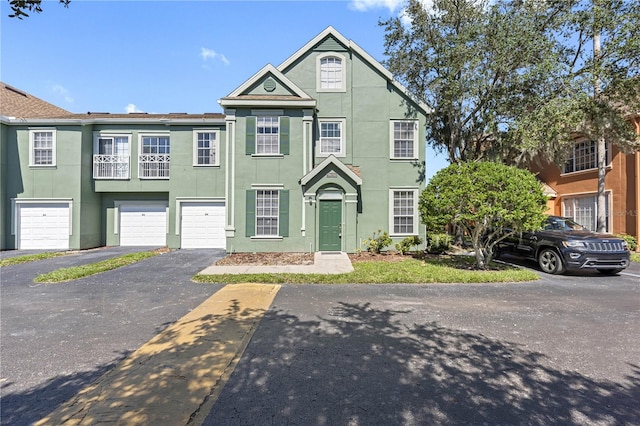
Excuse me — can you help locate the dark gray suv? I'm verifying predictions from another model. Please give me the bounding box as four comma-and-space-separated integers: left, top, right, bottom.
496, 216, 631, 275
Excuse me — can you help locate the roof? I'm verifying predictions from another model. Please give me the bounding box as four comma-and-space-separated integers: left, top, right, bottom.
0, 82, 72, 118
300, 155, 363, 186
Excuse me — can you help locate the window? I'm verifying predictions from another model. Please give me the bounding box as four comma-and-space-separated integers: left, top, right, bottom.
246, 189, 289, 238
194, 131, 219, 166
256, 190, 279, 236
318, 119, 345, 156
29, 129, 56, 166
391, 189, 418, 235
139, 135, 170, 179
93, 134, 130, 179
317, 54, 345, 92
390, 120, 418, 159
257, 116, 279, 154
562, 193, 611, 232
563, 139, 610, 174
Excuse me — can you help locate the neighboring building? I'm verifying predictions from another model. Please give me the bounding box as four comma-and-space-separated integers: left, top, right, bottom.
0, 27, 429, 252
529, 115, 640, 247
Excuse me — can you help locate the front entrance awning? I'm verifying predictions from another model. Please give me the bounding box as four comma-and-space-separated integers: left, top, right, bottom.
300, 155, 362, 189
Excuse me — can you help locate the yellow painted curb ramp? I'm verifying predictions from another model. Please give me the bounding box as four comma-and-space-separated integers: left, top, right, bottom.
36, 283, 280, 425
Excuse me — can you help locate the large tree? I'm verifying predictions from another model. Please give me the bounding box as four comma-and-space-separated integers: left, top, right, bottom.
420, 162, 548, 269
7, 0, 69, 19
380, 0, 569, 164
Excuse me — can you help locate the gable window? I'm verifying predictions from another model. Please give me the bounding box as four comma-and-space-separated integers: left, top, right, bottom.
318, 119, 345, 156
562, 192, 611, 232
139, 135, 170, 179
257, 116, 280, 154
563, 139, 610, 174
390, 189, 418, 235
390, 120, 418, 159
194, 131, 219, 166
317, 54, 346, 92
93, 134, 130, 179
29, 129, 56, 166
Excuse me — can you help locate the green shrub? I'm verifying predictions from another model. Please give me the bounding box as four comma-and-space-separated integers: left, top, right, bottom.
395, 235, 424, 255
363, 230, 393, 254
616, 234, 637, 251
426, 233, 452, 254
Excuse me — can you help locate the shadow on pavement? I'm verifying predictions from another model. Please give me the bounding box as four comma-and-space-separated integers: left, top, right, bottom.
206, 302, 640, 425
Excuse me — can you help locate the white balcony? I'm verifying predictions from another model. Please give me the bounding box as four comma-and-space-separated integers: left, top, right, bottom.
139, 154, 170, 179
93, 155, 130, 179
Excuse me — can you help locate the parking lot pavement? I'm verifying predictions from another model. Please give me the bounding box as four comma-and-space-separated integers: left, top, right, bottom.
0, 248, 226, 426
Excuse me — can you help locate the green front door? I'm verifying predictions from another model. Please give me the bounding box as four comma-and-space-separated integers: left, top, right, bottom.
319, 200, 342, 251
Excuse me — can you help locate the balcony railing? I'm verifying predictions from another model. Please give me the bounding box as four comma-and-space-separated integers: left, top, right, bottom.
139, 154, 170, 179
93, 155, 130, 179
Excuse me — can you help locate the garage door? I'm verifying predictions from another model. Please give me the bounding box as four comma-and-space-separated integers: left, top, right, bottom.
18, 203, 70, 250
119, 204, 167, 246
181, 202, 226, 249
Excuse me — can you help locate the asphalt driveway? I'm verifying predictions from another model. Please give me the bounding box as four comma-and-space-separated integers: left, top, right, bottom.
1, 249, 639, 425
0, 247, 225, 426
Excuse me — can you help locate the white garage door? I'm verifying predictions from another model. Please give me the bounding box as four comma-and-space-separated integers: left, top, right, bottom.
119, 204, 167, 246
181, 202, 226, 249
18, 203, 70, 250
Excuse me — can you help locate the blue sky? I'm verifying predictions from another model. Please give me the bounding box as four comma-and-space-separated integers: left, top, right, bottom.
0, 0, 448, 179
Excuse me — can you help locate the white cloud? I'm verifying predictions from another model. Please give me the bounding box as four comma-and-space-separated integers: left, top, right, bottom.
51, 84, 74, 104
349, 0, 405, 13
200, 47, 230, 66
125, 103, 143, 113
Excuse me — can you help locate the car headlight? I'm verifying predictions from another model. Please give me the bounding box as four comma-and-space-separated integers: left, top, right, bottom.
562, 240, 587, 249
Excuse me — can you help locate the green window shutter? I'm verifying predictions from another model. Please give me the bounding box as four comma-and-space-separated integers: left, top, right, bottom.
246, 190, 256, 237
279, 190, 289, 237
280, 116, 289, 155
246, 116, 256, 155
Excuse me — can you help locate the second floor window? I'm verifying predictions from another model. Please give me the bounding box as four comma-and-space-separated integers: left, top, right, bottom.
319, 120, 344, 156
140, 135, 170, 179
563, 139, 610, 174
30, 130, 56, 166
194, 131, 219, 166
94, 135, 130, 179
391, 121, 418, 159
257, 116, 279, 154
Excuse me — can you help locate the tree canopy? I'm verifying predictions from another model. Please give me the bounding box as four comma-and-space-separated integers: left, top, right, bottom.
381, 0, 640, 167
7, 0, 69, 19
420, 162, 548, 269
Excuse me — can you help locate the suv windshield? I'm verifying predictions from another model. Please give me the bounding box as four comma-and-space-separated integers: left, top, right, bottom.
544, 217, 586, 231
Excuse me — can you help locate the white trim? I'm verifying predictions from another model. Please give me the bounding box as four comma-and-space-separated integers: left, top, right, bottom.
219, 99, 317, 108
561, 139, 612, 175
28, 128, 57, 167
300, 154, 362, 186
192, 129, 220, 167
317, 52, 347, 93
11, 198, 73, 237
138, 133, 171, 180
251, 183, 285, 189
225, 64, 313, 99
175, 197, 225, 236
277, 26, 431, 115
317, 118, 346, 157
389, 120, 419, 160
389, 188, 419, 236
560, 190, 613, 232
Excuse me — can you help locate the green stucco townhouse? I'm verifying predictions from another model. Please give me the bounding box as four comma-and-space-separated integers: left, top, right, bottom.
0, 27, 429, 253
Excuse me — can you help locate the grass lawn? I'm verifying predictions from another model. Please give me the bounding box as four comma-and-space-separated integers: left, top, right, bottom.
33, 250, 164, 283
0, 251, 71, 267
193, 256, 539, 284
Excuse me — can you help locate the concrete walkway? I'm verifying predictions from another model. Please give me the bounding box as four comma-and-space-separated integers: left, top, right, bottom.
199, 251, 354, 275
35, 283, 281, 426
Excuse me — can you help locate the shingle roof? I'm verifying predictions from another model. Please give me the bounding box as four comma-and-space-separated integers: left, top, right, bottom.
0, 82, 72, 118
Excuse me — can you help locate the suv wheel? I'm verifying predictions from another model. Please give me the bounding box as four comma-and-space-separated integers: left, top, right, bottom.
538, 248, 565, 274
